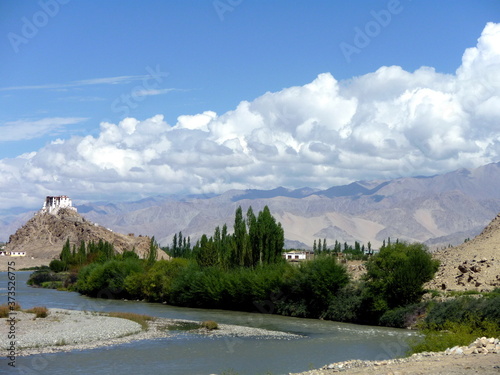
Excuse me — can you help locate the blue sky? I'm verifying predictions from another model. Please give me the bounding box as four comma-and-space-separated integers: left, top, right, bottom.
0, 0, 500, 209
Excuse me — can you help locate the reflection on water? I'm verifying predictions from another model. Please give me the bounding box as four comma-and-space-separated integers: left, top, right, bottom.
1, 272, 414, 375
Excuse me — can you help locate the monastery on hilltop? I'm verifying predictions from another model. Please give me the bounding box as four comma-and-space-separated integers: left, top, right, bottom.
41, 195, 77, 215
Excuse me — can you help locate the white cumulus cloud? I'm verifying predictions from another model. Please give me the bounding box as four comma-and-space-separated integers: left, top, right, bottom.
1, 23, 500, 209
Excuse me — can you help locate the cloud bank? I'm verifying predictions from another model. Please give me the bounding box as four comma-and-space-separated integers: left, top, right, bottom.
1, 23, 500, 209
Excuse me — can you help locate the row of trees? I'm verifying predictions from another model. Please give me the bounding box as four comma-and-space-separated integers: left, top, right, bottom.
165, 206, 285, 269
52, 237, 158, 272
32, 206, 445, 329
313, 239, 374, 259
71, 240, 439, 325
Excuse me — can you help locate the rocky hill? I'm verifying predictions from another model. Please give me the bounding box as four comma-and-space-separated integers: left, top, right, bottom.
4, 208, 167, 261
427, 213, 500, 292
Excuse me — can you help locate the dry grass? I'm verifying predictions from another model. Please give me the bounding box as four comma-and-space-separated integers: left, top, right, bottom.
108, 312, 153, 330
200, 320, 219, 330
25, 306, 49, 318
0, 303, 21, 318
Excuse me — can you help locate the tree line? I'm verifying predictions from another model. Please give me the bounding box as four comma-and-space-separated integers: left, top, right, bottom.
164, 206, 284, 269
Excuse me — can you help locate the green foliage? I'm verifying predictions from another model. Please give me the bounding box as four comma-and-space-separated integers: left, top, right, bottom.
379, 303, 428, 328
407, 293, 500, 354
49, 259, 67, 273
137, 258, 190, 302
409, 317, 500, 354
324, 283, 364, 323
27, 268, 61, 286
423, 294, 500, 328
76, 258, 144, 298
168, 262, 291, 311
188, 205, 285, 270
363, 241, 439, 315
147, 237, 158, 267
60, 238, 72, 264
276, 256, 350, 318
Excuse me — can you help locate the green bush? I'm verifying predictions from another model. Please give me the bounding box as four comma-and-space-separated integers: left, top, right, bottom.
28, 269, 60, 286
364, 242, 439, 314
276, 256, 349, 318
325, 284, 364, 323
409, 317, 500, 354
139, 259, 191, 302
379, 303, 427, 328
49, 259, 67, 272
424, 294, 500, 328
76, 258, 144, 298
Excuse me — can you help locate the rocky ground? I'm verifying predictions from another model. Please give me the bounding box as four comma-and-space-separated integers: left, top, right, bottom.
426, 213, 500, 292
0, 308, 300, 357
290, 338, 500, 375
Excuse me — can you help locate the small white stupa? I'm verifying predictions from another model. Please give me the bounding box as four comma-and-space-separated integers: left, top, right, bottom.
41, 195, 77, 215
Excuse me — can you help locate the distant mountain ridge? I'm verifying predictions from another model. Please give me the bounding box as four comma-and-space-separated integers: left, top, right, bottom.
2, 162, 500, 250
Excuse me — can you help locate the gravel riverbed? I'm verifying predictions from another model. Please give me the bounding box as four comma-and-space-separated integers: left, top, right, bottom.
0, 308, 300, 357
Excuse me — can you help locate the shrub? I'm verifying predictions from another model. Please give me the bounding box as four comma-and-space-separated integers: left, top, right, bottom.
0, 302, 22, 317
364, 242, 439, 314
325, 284, 364, 323
424, 294, 500, 329
49, 259, 67, 272
139, 259, 190, 302
379, 303, 427, 328
408, 317, 500, 354
76, 258, 144, 298
277, 255, 350, 318
0, 304, 10, 318
26, 306, 49, 318
27, 269, 59, 286
201, 320, 218, 330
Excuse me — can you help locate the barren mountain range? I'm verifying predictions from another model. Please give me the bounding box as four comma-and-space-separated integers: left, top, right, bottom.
2, 162, 500, 252
75, 162, 500, 250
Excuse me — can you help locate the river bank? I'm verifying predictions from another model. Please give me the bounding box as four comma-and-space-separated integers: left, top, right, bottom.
290, 337, 500, 375
0, 308, 300, 357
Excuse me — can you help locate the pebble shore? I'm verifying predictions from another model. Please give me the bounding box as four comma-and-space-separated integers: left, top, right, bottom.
289, 337, 500, 375
0, 308, 300, 357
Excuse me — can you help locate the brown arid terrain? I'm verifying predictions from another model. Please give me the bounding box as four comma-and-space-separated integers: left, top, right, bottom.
426, 213, 500, 292
1, 208, 168, 271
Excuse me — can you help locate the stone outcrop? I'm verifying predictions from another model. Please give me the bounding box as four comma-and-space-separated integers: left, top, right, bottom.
445, 337, 500, 355
426, 213, 500, 292
5, 208, 167, 260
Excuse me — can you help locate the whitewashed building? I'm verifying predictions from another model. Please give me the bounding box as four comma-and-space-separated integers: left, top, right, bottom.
283, 251, 310, 261
41, 195, 77, 215
9, 251, 26, 257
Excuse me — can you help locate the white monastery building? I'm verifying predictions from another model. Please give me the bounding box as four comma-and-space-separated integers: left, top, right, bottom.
41, 195, 77, 215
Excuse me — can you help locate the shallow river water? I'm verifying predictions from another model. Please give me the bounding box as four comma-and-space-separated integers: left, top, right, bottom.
1, 271, 414, 375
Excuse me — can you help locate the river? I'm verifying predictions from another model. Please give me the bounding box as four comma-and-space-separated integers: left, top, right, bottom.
1, 272, 414, 375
